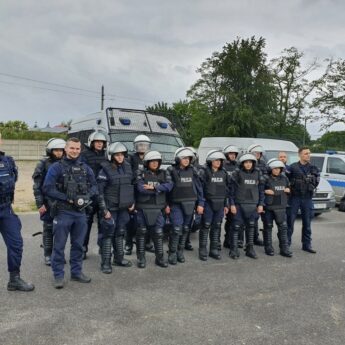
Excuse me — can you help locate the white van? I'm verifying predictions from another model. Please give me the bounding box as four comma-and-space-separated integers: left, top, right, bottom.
198, 137, 336, 215
310, 153, 345, 203
68, 107, 184, 167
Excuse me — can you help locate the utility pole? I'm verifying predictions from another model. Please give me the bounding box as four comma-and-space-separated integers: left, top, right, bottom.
101, 85, 104, 110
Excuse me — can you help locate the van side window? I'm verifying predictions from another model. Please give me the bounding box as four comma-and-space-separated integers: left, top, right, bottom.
310, 156, 324, 171
327, 157, 345, 175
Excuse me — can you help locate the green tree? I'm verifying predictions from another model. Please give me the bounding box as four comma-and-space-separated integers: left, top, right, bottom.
312, 131, 345, 152
187, 36, 277, 139
269, 47, 319, 137
312, 59, 345, 129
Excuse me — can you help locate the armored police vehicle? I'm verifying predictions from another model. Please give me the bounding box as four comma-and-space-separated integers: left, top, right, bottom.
68, 107, 184, 168
198, 137, 336, 215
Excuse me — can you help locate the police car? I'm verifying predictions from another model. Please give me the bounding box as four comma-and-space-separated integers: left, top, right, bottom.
198, 137, 336, 215
311, 152, 345, 203
68, 107, 184, 168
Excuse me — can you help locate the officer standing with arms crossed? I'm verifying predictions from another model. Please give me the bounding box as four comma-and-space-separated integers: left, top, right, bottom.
32, 138, 66, 266
263, 159, 292, 257
97, 142, 135, 273
43, 137, 99, 288
0, 133, 34, 291
80, 130, 108, 259
166, 147, 204, 265
135, 150, 173, 268
125, 134, 153, 255
286, 147, 320, 253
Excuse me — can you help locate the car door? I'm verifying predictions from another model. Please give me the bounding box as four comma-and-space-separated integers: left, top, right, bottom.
325, 156, 345, 202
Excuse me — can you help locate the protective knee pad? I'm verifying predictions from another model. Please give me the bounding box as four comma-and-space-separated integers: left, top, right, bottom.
203, 222, 211, 231
171, 226, 182, 236
264, 223, 273, 232
100, 218, 115, 238
154, 228, 164, 239
117, 228, 126, 237
136, 226, 147, 236
182, 225, 190, 234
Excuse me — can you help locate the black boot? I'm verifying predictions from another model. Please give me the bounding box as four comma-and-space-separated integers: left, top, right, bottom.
209, 223, 221, 260
113, 232, 132, 267
168, 227, 181, 265
229, 225, 240, 259
245, 223, 257, 259
7, 272, 35, 292
263, 226, 274, 256
145, 232, 155, 253
124, 238, 133, 256
43, 222, 53, 266
136, 227, 147, 268
199, 223, 210, 261
184, 231, 193, 251
101, 237, 112, 274
278, 223, 293, 258
177, 226, 189, 263
154, 229, 168, 268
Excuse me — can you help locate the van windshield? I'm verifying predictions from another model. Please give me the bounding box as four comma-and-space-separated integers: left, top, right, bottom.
110, 132, 184, 163
265, 150, 299, 164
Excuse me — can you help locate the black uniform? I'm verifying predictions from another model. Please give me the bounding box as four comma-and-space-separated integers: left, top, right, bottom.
80, 146, 107, 256
135, 167, 173, 268
230, 167, 265, 259
97, 160, 135, 273
263, 173, 292, 257
198, 165, 230, 261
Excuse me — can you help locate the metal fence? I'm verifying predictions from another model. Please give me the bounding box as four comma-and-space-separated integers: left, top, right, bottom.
1, 139, 46, 160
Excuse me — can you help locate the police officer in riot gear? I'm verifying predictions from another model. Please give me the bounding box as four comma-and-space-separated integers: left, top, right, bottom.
198, 150, 230, 261
229, 154, 265, 259
222, 144, 239, 249
286, 147, 320, 253
0, 134, 34, 291
263, 159, 292, 257
135, 150, 173, 268
125, 134, 152, 255
184, 146, 202, 250
43, 138, 98, 288
247, 144, 267, 246
32, 138, 66, 265
166, 147, 204, 265
80, 130, 108, 259
97, 142, 135, 273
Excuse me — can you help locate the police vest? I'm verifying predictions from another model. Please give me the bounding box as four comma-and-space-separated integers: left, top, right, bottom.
224, 160, 237, 175
136, 169, 167, 209
170, 167, 196, 203
130, 153, 144, 172
101, 161, 134, 210
289, 163, 318, 198
265, 175, 289, 210
203, 167, 227, 201
0, 155, 16, 207
57, 160, 91, 210
81, 147, 107, 177
234, 169, 260, 205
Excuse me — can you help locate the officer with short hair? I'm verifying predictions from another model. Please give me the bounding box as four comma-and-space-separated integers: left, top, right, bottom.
125, 134, 152, 255
80, 130, 108, 259
135, 150, 173, 268
97, 142, 135, 274
198, 150, 230, 261
166, 147, 204, 265
263, 159, 292, 257
247, 144, 268, 246
32, 138, 66, 265
0, 133, 34, 291
222, 144, 239, 249
286, 147, 320, 253
43, 137, 98, 288
229, 154, 265, 259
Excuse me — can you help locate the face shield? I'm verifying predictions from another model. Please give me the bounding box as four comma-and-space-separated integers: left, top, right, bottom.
135, 141, 151, 153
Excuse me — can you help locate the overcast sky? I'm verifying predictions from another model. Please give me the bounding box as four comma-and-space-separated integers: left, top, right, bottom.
1, 0, 345, 137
